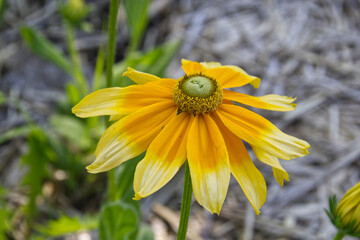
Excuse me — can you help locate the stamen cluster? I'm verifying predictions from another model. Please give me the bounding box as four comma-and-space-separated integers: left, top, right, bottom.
173, 74, 223, 115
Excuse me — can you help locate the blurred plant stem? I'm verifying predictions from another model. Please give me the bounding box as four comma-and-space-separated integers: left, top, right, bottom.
177, 162, 192, 240
334, 231, 345, 240
106, 0, 120, 88
64, 21, 88, 97
106, 0, 121, 202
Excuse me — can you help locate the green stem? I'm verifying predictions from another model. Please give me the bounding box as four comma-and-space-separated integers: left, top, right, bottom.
333, 231, 345, 240
64, 22, 88, 96
177, 161, 193, 240
105, 0, 120, 88
106, 0, 120, 202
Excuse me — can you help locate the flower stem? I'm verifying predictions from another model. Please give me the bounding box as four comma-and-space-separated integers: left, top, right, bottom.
177, 161, 192, 240
333, 231, 345, 240
106, 0, 120, 202
106, 0, 120, 88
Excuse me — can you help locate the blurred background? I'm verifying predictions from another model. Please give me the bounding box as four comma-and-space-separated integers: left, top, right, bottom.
0, 0, 360, 239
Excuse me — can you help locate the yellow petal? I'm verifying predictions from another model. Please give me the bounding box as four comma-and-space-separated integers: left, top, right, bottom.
212, 113, 266, 215
181, 59, 203, 74
252, 146, 289, 186
72, 79, 175, 117
87, 101, 177, 173
181, 59, 260, 88
216, 104, 310, 160
187, 114, 230, 214
72, 87, 125, 117
206, 66, 260, 88
133, 113, 192, 200
200, 61, 222, 68
223, 90, 296, 112
122, 67, 161, 84
109, 114, 126, 121
336, 182, 360, 221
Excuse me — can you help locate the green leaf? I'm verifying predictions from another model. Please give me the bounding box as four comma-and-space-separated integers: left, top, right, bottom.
36, 215, 98, 236
0, 125, 32, 145
112, 153, 144, 202
0, 186, 12, 240
0, 91, 6, 105
50, 114, 92, 150
20, 26, 72, 74
65, 83, 81, 106
99, 201, 139, 240
124, 0, 150, 52
137, 225, 154, 240
0, 0, 7, 27
21, 128, 54, 218
113, 39, 182, 87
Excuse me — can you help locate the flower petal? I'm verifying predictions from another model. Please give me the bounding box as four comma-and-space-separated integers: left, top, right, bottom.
337, 182, 360, 218
72, 79, 175, 117
122, 67, 161, 84
109, 114, 126, 121
181, 59, 260, 88
223, 90, 296, 111
181, 59, 203, 75
206, 66, 260, 88
252, 146, 289, 186
133, 113, 192, 200
87, 101, 177, 173
212, 113, 266, 215
187, 114, 230, 214
216, 103, 310, 160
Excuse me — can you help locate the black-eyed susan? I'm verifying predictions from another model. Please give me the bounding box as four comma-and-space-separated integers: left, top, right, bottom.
72, 59, 310, 214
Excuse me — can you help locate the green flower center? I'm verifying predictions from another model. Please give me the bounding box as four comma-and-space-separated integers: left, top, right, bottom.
181, 76, 214, 98
173, 74, 223, 115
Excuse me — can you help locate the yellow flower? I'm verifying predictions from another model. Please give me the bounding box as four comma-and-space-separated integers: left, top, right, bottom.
72, 59, 310, 214
336, 182, 360, 232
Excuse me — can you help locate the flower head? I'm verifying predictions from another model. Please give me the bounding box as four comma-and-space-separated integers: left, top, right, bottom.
72, 59, 310, 214
332, 182, 360, 236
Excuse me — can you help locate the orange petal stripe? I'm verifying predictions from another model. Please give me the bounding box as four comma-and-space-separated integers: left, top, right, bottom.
133, 113, 192, 200
212, 113, 266, 214
216, 103, 310, 160
86, 101, 177, 173
187, 114, 230, 214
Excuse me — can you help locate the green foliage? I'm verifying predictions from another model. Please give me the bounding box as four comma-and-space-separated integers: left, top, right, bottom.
65, 83, 82, 106
0, 186, 12, 240
124, 0, 150, 52
137, 225, 154, 240
50, 114, 93, 150
37, 215, 97, 237
325, 195, 360, 238
110, 153, 144, 202
114, 40, 182, 87
99, 201, 139, 240
0, 91, 6, 105
93, 46, 106, 91
21, 128, 54, 218
0, 125, 32, 145
20, 26, 72, 75
0, 0, 7, 27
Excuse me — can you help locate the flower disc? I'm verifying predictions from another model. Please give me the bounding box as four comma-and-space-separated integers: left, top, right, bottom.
173, 74, 223, 115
